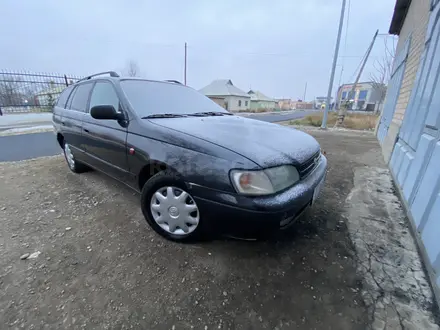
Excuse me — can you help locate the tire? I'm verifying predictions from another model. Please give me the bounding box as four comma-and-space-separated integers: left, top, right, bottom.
140, 171, 209, 242
63, 142, 89, 174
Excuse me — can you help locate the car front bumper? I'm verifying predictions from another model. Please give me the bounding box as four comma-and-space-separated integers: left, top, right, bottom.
189, 154, 327, 236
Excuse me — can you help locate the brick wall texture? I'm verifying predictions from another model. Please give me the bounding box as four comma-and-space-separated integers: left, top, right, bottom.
392, 0, 431, 126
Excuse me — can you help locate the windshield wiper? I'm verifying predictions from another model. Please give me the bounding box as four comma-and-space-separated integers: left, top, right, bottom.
142, 113, 187, 119
188, 112, 233, 117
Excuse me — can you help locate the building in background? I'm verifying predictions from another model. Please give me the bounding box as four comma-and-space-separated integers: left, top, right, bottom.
34, 85, 65, 107
247, 90, 277, 110
377, 0, 440, 303
291, 101, 314, 110
315, 96, 332, 109
199, 79, 250, 112
335, 82, 386, 111
277, 98, 293, 110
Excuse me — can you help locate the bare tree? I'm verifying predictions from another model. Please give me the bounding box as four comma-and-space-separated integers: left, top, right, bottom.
125, 60, 140, 77
0, 76, 25, 107
370, 37, 396, 113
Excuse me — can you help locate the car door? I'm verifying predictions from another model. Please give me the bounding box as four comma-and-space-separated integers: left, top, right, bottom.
61, 83, 93, 163
53, 85, 74, 136
82, 80, 131, 183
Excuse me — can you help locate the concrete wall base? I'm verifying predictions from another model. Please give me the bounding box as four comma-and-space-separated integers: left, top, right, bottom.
381, 121, 401, 164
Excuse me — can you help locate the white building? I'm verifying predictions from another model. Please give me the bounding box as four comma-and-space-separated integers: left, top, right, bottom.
247, 90, 277, 110
199, 79, 250, 112
336, 82, 386, 111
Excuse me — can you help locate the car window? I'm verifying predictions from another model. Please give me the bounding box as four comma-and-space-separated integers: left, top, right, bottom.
89, 82, 120, 112
66, 86, 77, 110
69, 83, 93, 112
120, 80, 227, 117
56, 85, 74, 108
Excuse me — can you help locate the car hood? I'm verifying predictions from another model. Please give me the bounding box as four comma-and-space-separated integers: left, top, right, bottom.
150, 115, 320, 167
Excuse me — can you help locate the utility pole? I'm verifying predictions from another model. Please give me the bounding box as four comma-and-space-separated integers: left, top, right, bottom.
303, 82, 308, 101
184, 42, 187, 85
335, 29, 378, 126
321, 0, 346, 129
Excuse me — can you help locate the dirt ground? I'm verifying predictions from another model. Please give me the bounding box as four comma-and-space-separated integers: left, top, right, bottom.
0, 129, 437, 329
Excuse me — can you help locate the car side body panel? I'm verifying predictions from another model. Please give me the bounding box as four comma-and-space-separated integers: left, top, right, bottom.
126, 120, 258, 193
52, 105, 64, 138
81, 115, 132, 185
60, 109, 88, 162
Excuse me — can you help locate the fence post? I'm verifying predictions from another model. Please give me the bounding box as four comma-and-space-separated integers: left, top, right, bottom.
64, 75, 69, 86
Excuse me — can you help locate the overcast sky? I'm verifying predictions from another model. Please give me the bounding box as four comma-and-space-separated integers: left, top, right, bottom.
1, 0, 397, 100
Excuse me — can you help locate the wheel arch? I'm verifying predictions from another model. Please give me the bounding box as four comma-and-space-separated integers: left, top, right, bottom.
138, 160, 182, 191
57, 133, 64, 149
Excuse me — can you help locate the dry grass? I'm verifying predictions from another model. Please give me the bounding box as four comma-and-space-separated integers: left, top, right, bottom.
290, 112, 379, 130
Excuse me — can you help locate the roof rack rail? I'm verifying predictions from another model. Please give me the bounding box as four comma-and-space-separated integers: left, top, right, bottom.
164, 80, 183, 84
77, 71, 120, 83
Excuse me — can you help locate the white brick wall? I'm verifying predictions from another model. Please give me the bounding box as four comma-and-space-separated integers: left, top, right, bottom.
225, 96, 250, 112
380, 0, 431, 163
392, 0, 431, 126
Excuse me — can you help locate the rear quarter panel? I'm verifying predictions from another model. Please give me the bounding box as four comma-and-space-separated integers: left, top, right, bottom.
52, 106, 63, 137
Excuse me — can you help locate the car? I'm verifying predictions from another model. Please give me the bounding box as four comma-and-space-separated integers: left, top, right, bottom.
53, 71, 327, 242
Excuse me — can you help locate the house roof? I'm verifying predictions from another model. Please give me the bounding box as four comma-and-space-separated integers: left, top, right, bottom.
389, 0, 412, 35
199, 79, 249, 97
247, 90, 275, 102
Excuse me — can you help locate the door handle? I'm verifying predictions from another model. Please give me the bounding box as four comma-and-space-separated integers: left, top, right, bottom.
61, 121, 66, 126
83, 128, 90, 133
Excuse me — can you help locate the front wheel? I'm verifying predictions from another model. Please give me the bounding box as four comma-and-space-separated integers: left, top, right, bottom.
140, 171, 209, 242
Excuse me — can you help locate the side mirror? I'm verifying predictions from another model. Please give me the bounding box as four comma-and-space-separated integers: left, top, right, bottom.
90, 105, 121, 120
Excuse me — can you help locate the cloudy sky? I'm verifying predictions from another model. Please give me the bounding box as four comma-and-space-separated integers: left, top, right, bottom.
1, 0, 397, 100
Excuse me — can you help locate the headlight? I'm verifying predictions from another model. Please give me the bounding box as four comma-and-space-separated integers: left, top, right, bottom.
230, 165, 300, 195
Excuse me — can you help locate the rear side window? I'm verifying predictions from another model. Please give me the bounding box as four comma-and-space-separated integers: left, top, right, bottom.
56, 85, 74, 108
89, 82, 120, 112
69, 83, 93, 112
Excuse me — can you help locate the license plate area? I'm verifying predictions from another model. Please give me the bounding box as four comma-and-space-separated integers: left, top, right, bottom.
280, 215, 295, 227
279, 202, 310, 229
312, 176, 325, 204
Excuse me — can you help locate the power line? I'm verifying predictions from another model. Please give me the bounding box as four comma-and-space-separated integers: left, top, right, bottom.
349, 51, 367, 82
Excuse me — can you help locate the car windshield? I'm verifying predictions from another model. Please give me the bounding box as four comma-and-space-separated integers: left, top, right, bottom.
120, 80, 229, 117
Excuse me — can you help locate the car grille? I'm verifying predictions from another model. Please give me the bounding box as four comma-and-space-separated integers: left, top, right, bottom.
298, 151, 321, 179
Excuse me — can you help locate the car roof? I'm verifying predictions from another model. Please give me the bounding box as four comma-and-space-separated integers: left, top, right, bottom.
73, 72, 184, 87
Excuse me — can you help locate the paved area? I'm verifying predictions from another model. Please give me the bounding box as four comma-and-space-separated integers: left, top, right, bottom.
245, 110, 319, 123
0, 113, 52, 132
0, 132, 60, 162
0, 129, 438, 329
346, 166, 439, 329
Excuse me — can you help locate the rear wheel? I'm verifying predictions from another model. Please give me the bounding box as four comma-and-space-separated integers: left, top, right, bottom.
140, 171, 209, 242
63, 142, 89, 173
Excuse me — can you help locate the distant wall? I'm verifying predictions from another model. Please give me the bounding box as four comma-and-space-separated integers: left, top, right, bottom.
226, 95, 250, 111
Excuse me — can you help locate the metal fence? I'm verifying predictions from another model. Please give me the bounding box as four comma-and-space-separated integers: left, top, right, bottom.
0, 70, 83, 113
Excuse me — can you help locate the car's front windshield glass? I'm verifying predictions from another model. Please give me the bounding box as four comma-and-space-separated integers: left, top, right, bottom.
120, 80, 228, 117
